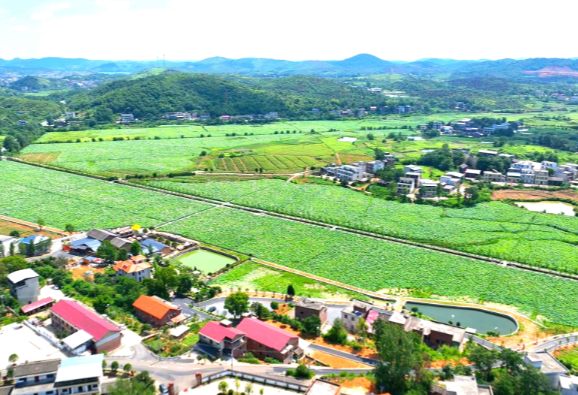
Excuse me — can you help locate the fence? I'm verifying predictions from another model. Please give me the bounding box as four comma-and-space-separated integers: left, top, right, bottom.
199, 369, 310, 392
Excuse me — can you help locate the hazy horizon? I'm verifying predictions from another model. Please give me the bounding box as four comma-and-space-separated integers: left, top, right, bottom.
2, 0, 578, 62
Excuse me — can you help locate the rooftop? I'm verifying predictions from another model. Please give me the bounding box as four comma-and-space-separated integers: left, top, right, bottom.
20, 235, 49, 245
559, 374, 578, 390
199, 321, 245, 343
294, 298, 326, 311
112, 260, 152, 274
524, 351, 568, 374
304, 380, 341, 395
86, 229, 116, 242
13, 359, 60, 378
62, 329, 93, 350
237, 318, 298, 352
50, 300, 121, 342
445, 375, 481, 395
7, 269, 39, 284
21, 297, 54, 314
141, 238, 168, 253
55, 355, 103, 384
132, 295, 180, 320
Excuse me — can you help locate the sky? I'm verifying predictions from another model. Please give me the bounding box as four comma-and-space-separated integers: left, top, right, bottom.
0, 0, 576, 62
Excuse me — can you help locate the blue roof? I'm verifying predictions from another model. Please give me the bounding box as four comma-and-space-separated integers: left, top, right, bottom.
141, 238, 167, 253
20, 235, 49, 245
71, 237, 101, 250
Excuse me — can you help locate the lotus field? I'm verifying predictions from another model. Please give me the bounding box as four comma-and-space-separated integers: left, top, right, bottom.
2, 161, 578, 326
164, 206, 578, 326
0, 161, 210, 229
145, 179, 578, 274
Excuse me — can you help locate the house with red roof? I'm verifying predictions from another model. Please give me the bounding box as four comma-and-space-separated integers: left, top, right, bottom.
198, 320, 247, 358
132, 295, 184, 327
50, 300, 122, 353
236, 318, 302, 363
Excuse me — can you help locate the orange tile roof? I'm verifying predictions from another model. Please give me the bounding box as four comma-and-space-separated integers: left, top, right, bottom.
112, 260, 152, 274
132, 295, 180, 320
131, 255, 146, 262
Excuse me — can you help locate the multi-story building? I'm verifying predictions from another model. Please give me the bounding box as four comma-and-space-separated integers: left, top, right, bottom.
397, 177, 416, 194
119, 114, 134, 123
236, 318, 302, 363
363, 160, 385, 174
112, 257, 152, 282
534, 169, 549, 185
294, 298, 328, 325
335, 164, 365, 182
418, 179, 440, 198
12, 358, 60, 395
198, 320, 247, 358
0, 235, 19, 257
403, 165, 423, 175
482, 171, 506, 183
7, 268, 39, 305
50, 300, 122, 353
54, 355, 104, 395
342, 301, 372, 334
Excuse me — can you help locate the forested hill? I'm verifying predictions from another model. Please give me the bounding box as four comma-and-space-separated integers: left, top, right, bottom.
64, 73, 385, 119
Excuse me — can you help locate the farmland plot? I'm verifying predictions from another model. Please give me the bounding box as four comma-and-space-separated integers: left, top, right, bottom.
147, 179, 578, 273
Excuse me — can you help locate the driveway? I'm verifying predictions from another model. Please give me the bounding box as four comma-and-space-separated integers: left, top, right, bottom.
172, 297, 215, 321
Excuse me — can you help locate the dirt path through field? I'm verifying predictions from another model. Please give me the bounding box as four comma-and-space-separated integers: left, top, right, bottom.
0, 215, 67, 236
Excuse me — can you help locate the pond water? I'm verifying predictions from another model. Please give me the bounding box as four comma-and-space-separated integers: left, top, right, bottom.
515, 201, 576, 216
404, 302, 518, 335
178, 249, 236, 274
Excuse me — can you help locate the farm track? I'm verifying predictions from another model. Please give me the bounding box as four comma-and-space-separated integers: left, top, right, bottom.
7, 156, 578, 284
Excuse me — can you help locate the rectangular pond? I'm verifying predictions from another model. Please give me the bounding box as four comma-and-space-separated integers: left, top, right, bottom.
178, 249, 236, 274
404, 302, 518, 335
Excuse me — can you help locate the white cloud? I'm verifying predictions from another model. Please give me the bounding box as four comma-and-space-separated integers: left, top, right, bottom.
30, 2, 70, 20
9, 25, 30, 32
94, 0, 130, 10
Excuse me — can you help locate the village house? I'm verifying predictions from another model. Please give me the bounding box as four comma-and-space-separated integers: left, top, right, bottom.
464, 169, 482, 179
112, 256, 152, 282
524, 351, 569, 389
478, 150, 498, 157
0, 234, 19, 257
482, 170, 506, 183
11, 358, 61, 395
19, 235, 51, 256
140, 238, 171, 255
403, 165, 423, 175
119, 114, 134, 123
7, 268, 40, 305
418, 179, 440, 198
50, 300, 122, 353
132, 295, 184, 327
236, 318, 302, 363
198, 320, 247, 358
54, 355, 105, 395
342, 300, 372, 334
397, 177, 416, 194
433, 375, 494, 395
559, 375, 578, 394
294, 298, 328, 324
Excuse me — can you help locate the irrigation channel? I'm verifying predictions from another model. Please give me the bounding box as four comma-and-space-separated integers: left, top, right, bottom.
8, 157, 578, 284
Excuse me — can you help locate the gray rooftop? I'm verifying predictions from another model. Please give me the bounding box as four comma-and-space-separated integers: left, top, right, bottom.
445, 375, 480, 395
7, 269, 39, 284
0, 386, 13, 395
55, 355, 103, 384
524, 352, 568, 374
295, 298, 326, 311
86, 228, 116, 242
13, 359, 60, 378
304, 380, 340, 395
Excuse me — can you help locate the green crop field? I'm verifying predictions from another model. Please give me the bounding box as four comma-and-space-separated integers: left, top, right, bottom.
145, 178, 578, 274
0, 161, 210, 229
164, 206, 578, 326
1, 160, 578, 325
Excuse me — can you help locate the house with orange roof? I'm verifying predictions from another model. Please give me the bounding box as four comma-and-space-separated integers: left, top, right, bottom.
132, 295, 184, 327
112, 259, 152, 282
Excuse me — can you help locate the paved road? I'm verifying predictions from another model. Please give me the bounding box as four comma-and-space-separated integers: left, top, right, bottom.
529, 333, 578, 353
308, 344, 378, 366
172, 297, 217, 321
106, 349, 371, 390
195, 297, 347, 325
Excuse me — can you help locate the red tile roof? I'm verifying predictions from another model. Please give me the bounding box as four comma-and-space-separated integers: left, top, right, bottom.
199, 321, 245, 343
21, 297, 54, 314
112, 260, 152, 274
132, 295, 180, 320
236, 318, 298, 352
51, 300, 121, 341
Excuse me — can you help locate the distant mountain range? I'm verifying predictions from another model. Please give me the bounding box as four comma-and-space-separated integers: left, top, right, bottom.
2, 54, 578, 78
